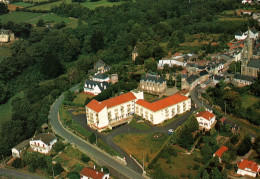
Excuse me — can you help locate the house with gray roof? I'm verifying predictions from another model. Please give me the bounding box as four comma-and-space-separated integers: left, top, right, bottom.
140, 74, 167, 94
84, 80, 109, 96
233, 74, 255, 86
12, 139, 29, 158
92, 73, 110, 82
30, 133, 57, 154
94, 59, 111, 74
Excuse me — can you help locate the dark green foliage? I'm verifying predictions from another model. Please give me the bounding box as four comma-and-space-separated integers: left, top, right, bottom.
202, 170, 209, 179
28, 163, 36, 173
36, 19, 44, 27
67, 172, 80, 179
64, 90, 75, 102
90, 31, 104, 52
185, 116, 199, 132
212, 167, 221, 179
54, 21, 66, 29
193, 164, 200, 170
230, 134, 239, 145
12, 158, 22, 168
89, 133, 96, 144
159, 146, 177, 158
237, 135, 252, 156
178, 127, 194, 150
0, 2, 9, 14
52, 141, 66, 153
200, 144, 213, 163
228, 61, 241, 74
81, 154, 90, 163
150, 165, 171, 179
53, 162, 63, 176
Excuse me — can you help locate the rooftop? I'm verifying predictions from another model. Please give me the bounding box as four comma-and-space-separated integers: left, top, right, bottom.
13, 139, 29, 151
31, 133, 56, 144
237, 159, 260, 172
80, 167, 107, 179
136, 93, 189, 112
214, 146, 228, 158
196, 111, 215, 121
141, 74, 165, 84
234, 74, 255, 82
93, 73, 109, 79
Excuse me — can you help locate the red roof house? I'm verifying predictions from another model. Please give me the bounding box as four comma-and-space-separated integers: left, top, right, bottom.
196, 110, 216, 130
237, 159, 260, 177
213, 146, 228, 162
80, 167, 109, 179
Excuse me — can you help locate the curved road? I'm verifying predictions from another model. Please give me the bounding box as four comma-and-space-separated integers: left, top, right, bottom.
0, 167, 46, 179
49, 87, 145, 179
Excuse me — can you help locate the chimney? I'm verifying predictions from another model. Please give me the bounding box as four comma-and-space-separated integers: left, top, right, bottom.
101, 168, 103, 172
94, 165, 96, 169
146, 74, 148, 78
96, 171, 98, 175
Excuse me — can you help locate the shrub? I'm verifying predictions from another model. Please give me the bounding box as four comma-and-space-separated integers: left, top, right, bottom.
53, 163, 63, 176
193, 164, 200, 170
12, 158, 22, 168
53, 141, 66, 153
81, 154, 90, 163
187, 165, 192, 170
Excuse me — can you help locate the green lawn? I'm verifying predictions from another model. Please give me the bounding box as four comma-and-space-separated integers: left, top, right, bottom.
73, 93, 93, 106
241, 94, 260, 108
0, 92, 24, 132
129, 117, 151, 131
28, 13, 74, 25
11, 2, 33, 7
28, 0, 71, 10
0, 11, 44, 24
80, 0, 123, 9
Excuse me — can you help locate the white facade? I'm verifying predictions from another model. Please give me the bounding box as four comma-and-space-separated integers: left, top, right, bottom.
233, 52, 241, 62
237, 169, 259, 177
86, 91, 144, 131
135, 98, 191, 125
12, 148, 21, 158
235, 33, 247, 40
196, 111, 216, 130
242, 0, 252, 3
84, 83, 103, 95
158, 59, 187, 68
81, 174, 109, 179
237, 159, 260, 178
30, 138, 57, 154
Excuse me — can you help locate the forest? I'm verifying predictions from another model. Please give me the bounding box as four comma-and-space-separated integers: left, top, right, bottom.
0, 0, 258, 157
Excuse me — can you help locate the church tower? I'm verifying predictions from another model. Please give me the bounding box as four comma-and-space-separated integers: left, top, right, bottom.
241, 28, 253, 75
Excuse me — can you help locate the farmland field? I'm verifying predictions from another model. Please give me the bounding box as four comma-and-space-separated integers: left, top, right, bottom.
28, 0, 71, 10
0, 11, 44, 24
80, 0, 123, 9
12, 2, 33, 7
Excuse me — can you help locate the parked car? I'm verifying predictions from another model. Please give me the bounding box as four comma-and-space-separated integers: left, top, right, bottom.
168, 129, 174, 135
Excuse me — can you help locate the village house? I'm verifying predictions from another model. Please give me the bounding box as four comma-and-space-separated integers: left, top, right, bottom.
29, 133, 57, 154
196, 110, 216, 130
247, 28, 259, 40
84, 80, 109, 96
12, 139, 29, 158
92, 73, 110, 83
237, 159, 260, 178
86, 90, 144, 132
213, 146, 228, 162
182, 74, 200, 90
139, 74, 167, 94
135, 93, 191, 125
232, 74, 255, 86
0, 29, 14, 43
94, 59, 111, 74
80, 166, 109, 179
242, 0, 252, 3
235, 32, 247, 41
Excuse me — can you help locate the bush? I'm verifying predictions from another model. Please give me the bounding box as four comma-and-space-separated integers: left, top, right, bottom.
187, 165, 192, 170
193, 164, 200, 170
81, 154, 90, 163
28, 163, 36, 173
53, 141, 66, 153
12, 158, 22, 168
67, 171, 80, 179
53, 163, 63, 176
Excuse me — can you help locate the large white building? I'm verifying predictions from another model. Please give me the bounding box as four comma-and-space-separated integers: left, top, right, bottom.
86, 90, 144, 131
30, 133, 57, 154
237, 159, 260, 177
196, 110, 216, 130
135, 94, 191, 125
86, 91, 191, 131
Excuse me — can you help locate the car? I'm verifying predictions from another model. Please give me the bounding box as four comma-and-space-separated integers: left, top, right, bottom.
168, 129, 174, 135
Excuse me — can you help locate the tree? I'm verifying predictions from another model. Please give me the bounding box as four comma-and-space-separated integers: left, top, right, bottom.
81, 154, 90, 163
212, 167, 221, 179
52, 141, 66, 153
178, 127, 194, 150
0, 2, 9, 14
185, 116, 199, 132
12, 158, 22, 168
67, 172, 80, 179
64, 90, 75, 102
237, 135, 252, 156
36, 19, 44, 27
200, 144, 213, 163
224, 91, 241, 113
53, 163, 63, 176
202, 170, 209, 179
228, 61, 240, 74
144, 58, 157, 72
89, 133, 96, 144
90, 31, 104, 52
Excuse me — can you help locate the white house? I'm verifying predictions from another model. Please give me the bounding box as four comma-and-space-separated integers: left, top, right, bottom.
0, 29, 14, 43
80, 167, 109, 179
237, 159, 260, 177
12, 140, 29, 158
242, 0, 252, 3
30, 133, 57, 154
247, 28, 259, 40
235, 32, 247, 40
158, 59, 187, 68
135, 93, 191, 125
86, 90, 144, 132
213, 146, 228, 163
196, 110, 216, 130
92, 73, 110, 83
84, 80, 109, 96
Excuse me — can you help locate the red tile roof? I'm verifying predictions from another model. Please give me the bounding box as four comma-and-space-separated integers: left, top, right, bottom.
136, 94, 189, 112
80, 167, 106, 179
86, 99, 106, 113
173, 52, 182, 57
196, 111, 215, 121
237, 159, 260, 173
220, 117, 227, 123
214, 146, 228, 158
86, 92, 136, 113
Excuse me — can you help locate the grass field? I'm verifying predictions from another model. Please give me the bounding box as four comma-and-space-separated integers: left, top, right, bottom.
113, 133, 168, 166
219, 17, 247, 21
28, 0, 71, 10
12, 2, 33, 7
0, 11, 44, 24
0, 92, 24, 132
73, 93, 93, 106
80, 0, 123, 9
241, 94, 260, 108
129, 117, 151, 131
155, 152, 201, 178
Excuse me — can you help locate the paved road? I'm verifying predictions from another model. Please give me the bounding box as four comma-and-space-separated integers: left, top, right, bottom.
0, 167, 46, 179
49, 86, 145, 179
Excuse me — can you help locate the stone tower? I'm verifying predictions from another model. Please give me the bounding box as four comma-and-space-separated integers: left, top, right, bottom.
241, 28, 253, 75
